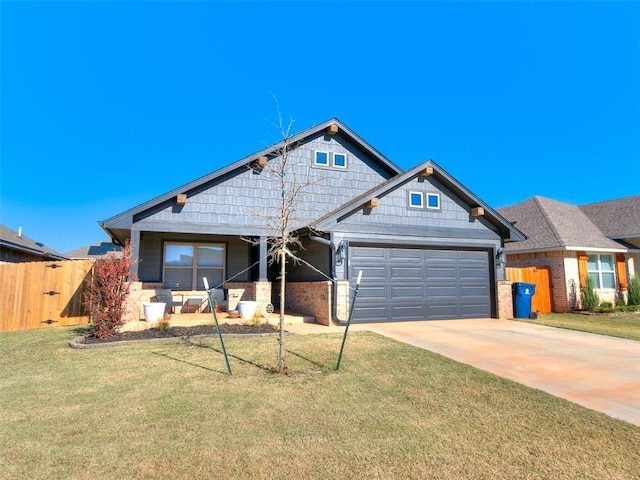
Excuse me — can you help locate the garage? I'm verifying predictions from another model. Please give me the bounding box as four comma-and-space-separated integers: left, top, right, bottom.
349, 245, 492, 322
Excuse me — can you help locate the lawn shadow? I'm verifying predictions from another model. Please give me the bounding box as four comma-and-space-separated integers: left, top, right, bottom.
285, 348, 328, 370
179, 336, 274, 373
152, 351, 226, 375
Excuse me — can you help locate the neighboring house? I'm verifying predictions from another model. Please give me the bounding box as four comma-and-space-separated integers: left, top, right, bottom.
0, 224, 67, 263
101, 118, 524, 324
497, 196, 640, 312
65, 240, 122, 260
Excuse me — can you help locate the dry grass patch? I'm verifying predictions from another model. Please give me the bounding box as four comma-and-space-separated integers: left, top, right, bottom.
1, 326, 638, 479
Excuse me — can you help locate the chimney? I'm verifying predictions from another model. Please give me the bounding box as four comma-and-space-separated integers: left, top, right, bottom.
18, 226, 22, 238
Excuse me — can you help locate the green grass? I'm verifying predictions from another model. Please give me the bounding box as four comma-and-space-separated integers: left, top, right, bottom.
1, 326, 639, 480
516, 312, 640, 341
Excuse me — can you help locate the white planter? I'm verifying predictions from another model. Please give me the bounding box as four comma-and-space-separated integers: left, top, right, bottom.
237, 301, 258, 320
143, 302, 166, 322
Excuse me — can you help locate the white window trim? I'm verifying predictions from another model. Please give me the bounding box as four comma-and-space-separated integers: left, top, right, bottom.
164, 242, 225, 291
587, 253, 616, 290
426, 193, 441, 210
408, 191, 424, 208
332, 152, 347, 169
314, 150, 329, 166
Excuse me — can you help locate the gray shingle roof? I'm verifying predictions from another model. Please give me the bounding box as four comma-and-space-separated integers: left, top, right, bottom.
65, 240, 122, 259
579, 195, 640, 238
497, 196, 625, 253
0, 224, 67, 260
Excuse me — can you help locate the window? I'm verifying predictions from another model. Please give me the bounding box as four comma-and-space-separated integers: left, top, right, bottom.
164, 243, 225, 291
314, 151, 329, 166
587, 254, 615, 289
426, 193, 440, 209
409, 191, 423, 208
333, 153, 347, 168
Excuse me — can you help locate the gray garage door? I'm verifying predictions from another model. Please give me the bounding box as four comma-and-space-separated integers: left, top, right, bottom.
350, 246, 491, 322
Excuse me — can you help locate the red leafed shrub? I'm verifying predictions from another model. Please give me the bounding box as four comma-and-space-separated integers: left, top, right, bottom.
83, 242, 135, 338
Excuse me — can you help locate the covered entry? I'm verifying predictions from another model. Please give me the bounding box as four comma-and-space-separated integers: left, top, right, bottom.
350, 245, 492, 322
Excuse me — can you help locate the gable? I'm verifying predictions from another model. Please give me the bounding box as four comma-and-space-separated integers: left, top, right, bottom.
312, 161, 524, 242
102, 119, 401, 240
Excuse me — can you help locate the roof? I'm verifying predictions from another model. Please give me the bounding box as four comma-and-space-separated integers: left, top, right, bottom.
497, 196, 627, 254
579, 195, 640, 239
101, 118, 402, 237
311, 160, 526, 242
65, 240, 123, 259
0, 224, 68, 260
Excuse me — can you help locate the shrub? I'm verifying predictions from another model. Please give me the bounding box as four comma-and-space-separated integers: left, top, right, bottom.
581, 275, 599, 312
83, 242, 135, 338
628, 276, 640, 306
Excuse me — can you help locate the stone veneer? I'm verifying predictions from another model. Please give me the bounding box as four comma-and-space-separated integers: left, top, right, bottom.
497, 281, 513, 319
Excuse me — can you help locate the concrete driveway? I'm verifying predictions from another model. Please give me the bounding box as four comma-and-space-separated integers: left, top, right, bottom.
346, 319, 640, 425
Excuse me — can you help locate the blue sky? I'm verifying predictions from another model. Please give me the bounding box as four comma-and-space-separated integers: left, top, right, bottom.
1, 1, 638, 254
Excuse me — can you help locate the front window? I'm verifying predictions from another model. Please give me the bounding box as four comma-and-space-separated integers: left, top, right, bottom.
587, 254, 615, 289
426, 193, 440, 209
164, 243, 225, 291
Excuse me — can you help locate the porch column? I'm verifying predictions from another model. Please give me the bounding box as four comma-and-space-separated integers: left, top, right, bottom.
258, 236, 268, 281
130, 228, 141, 279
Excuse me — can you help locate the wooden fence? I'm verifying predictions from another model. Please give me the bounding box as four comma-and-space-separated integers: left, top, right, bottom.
506, 266, 552, 314
0, 260, 94, 332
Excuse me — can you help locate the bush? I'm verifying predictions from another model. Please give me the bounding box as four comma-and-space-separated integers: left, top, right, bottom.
581, 275, 599, 312
628, 276, 640, 306
83, 243, 135, 338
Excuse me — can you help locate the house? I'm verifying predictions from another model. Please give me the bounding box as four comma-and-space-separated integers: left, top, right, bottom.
65, 240, 122, 260
497, 196, 640, 312
100, 119, 524, 324
0, 224, 67, 263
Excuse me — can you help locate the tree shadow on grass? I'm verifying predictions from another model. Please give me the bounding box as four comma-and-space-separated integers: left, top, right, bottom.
178, 336, 274, 374
285, 348, 328, 370
152, 351, 226, 375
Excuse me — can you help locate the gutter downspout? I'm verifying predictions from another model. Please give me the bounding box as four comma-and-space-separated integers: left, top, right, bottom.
308, 235, 349, 326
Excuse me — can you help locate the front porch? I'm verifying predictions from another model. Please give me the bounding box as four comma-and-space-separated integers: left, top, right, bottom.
120, 310, 316, 332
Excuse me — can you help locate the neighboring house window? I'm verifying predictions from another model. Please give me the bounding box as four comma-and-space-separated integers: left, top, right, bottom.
164, 243, 225, 291
587, 254, 615, 289
409, 191, 423, 208
333, 153, 347, 168
314, 151, 329, 166
426, 193, 440, 210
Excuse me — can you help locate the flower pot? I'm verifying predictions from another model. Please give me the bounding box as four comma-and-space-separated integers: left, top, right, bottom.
143, 302, 165, 322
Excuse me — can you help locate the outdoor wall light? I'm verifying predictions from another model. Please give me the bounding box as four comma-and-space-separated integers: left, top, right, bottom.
496, 247, 506, 268
335, 242, 345, 266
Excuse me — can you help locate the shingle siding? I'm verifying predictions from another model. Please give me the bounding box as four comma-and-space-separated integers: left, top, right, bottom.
134, 134, 392, 234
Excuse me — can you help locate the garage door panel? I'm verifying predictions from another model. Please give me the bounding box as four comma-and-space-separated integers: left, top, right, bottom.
391, 286, 423, 299
427, 285, 458, 298
358, 286, 388, 298
390, 305, 424, 320
390, 266, 423, 280
351, 246, 491, 322
460, 267, 489, 279
426, 267, 456, 280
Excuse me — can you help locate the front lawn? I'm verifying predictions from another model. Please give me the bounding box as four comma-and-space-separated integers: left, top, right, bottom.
1, 326, 638, 479
516, 312, 640, 341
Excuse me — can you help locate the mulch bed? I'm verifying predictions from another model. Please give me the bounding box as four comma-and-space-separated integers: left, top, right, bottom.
77, 323, 279, 346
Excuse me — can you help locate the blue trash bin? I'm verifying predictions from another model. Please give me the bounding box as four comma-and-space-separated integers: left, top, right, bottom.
512, 282, 536, 319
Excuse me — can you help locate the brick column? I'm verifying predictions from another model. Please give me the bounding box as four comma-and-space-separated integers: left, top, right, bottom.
497, 281, 513, 319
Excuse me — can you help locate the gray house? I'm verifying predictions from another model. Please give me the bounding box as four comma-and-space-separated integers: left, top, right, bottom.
101, 119, 524, 324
